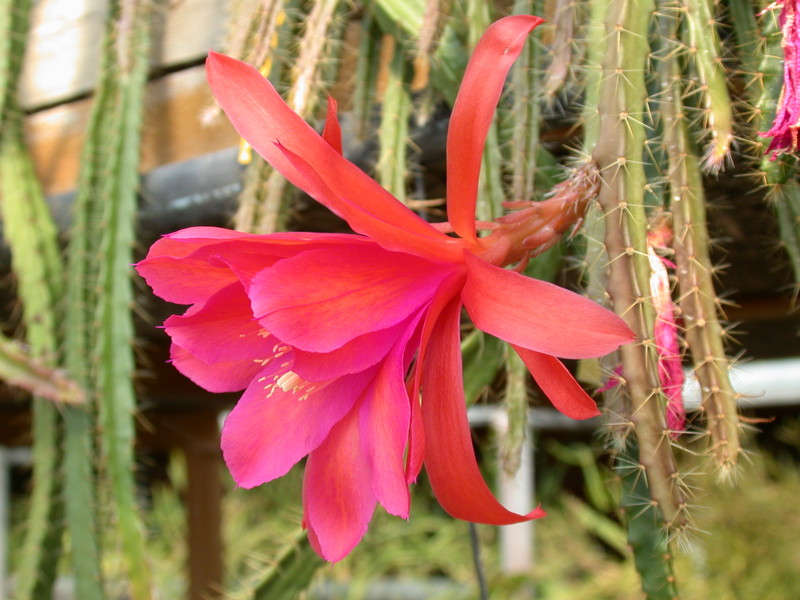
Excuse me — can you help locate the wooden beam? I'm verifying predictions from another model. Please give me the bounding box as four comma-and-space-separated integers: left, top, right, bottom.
139, 409, 225, 600
24, 66, 239, 196
20, 0, 230, 111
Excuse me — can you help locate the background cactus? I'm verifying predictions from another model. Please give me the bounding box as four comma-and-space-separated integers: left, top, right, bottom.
2, 0, 797, 598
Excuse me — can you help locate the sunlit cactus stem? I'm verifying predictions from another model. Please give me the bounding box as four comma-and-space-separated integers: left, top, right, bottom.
680, 0, 735, 172
234, 0, 341, 234
657, 1, 741, 472
377, 34, 412, 202
586, 0, 686, 595
0, 0, 66, 596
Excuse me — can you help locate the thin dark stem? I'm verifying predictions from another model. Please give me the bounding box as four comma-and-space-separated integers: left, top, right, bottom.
468, 522, 490, 600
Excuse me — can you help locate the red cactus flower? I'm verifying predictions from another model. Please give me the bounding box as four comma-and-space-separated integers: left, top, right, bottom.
137, 15, 634, 561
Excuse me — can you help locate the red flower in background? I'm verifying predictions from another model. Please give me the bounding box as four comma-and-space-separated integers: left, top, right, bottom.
137, 15, 634, 561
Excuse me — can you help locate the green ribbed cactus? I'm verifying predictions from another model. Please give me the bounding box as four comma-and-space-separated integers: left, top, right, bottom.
587, 3, 687, 593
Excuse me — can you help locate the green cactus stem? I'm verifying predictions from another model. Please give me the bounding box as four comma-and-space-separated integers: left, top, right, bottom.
377, 35, 412, 202
586, 0, 687, 595
591, 0, 686, 528
658, 0, 741, 472
0, 0, 66, 596
66, 1, 155, 597
617, 441, 681, 600
235, 0, 342, 234
680, 0, 735, 173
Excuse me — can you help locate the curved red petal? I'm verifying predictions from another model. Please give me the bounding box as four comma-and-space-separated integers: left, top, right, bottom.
251, 245, 454, 353
164, 283, 267, 364
511, 346, 601, 419
170, 343, 262, 393
137, 229, 368, 304
322, 96, 343, 154
462, 253, 634, 359
302, 405, 377, 562
221, 366, 373, 489
422, 298, 544, 524
410, 268, 467, 408
358, 347, 411, 519
292, 309, 423, 382
446, 15, 544, 241
405, 372, 425, 485
206, 52, 448, 249
274, 141, 462, 262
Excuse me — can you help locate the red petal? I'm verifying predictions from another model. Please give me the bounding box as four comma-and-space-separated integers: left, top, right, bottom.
322, 96, 343, 154
164, 283, 268, 365
137, 254, 240, 306
292, 312, 421, 382
446, 15, 543, 241
511, 346, 601, 419
221, 366, 373, 489
302, 405, 376, 561
421, 298, 545, 524
274, 141, 462, 262
405, 372, 425, 485
462, 253, 634, 359
137, 229, 367, 304
358, 346, 411, 518
170, 343, 262, 393
250, 245, 454, 352
206, 52, 451, 252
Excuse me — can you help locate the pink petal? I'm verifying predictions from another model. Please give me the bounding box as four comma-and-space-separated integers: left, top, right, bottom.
302, 405, 377, 562
511, 346, 601, 419
170, 343, 263, 393
446, 15, 543, 241
322, 96, 343, 154
163, 283, 269, 365
137, 254, 240, 306
292, 312, 420, 382
422, 298, 545, 524
250, 245, 454, 352
356, 314, 423, 518
206, 52, 450, 250
462, 252, 634, 359
358, 353, 411, 518
274, 141, 463, 263
405, 372, 425, 485
137, 230, 372, 304
221, 366, 374, 488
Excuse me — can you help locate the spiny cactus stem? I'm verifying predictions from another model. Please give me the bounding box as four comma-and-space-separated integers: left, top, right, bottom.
591, 0, 687, 534
658, 2, 740, 472
680, 0, 734, 172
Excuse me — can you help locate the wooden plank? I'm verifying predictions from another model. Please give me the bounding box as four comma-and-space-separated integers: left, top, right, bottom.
20, 0, 230, 110
24, 65, 240, 196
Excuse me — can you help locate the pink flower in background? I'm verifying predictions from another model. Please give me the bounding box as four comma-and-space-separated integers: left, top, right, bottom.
647, 225, 686, 435
762, 0, 800, 157
137, 15, 634, 561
